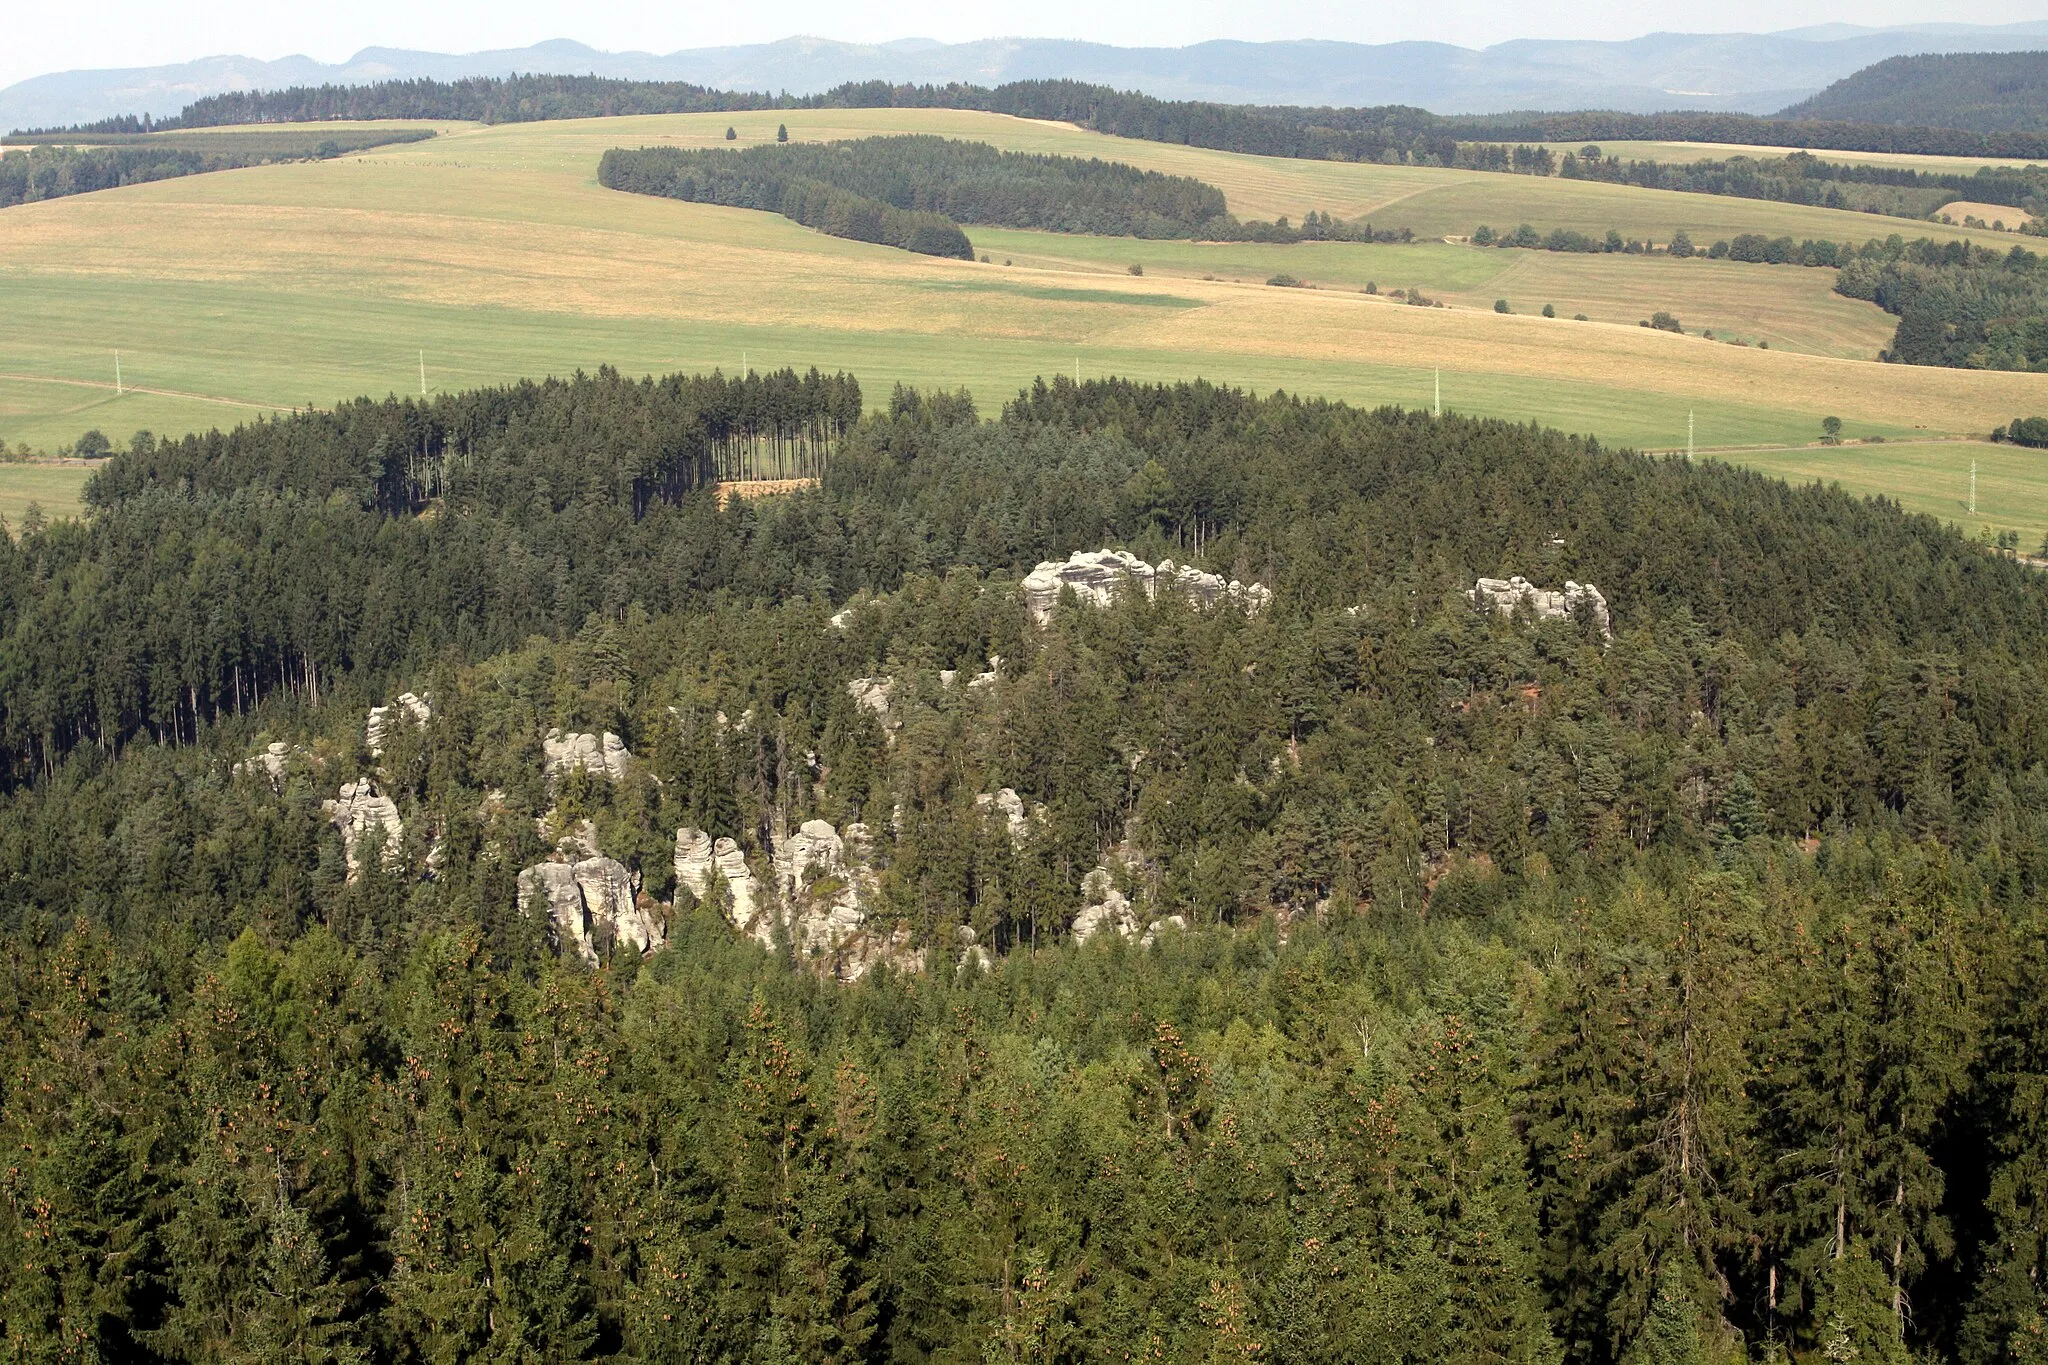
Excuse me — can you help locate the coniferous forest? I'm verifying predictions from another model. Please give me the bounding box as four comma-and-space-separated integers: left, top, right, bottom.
6, 372, 2048, 1363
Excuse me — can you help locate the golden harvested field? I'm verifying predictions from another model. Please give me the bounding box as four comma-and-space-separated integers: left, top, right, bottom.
0, 108, 2041, 464
1935, 201, 2036, 231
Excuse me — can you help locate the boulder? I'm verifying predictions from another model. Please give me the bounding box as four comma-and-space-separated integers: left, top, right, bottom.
322, 780, 403, 876
1021, 549, 1271, 625
366, 692, 430, 755
1468, 576, 1611, 640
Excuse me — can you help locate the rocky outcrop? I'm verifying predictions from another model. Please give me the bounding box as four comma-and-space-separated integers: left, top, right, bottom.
519, 862, 592, 963
974, 788, 1035, 847
1469, 576, 1611, 640
323, 780, 403, 876
846, 678, 894, 718
544, 729, 633, 784
1021, 549, 1271, 625
1141, 914, 1188, 948
1070, 867, 1139, 944
235, 740, 296, 792
773, 819, 878, 964
519, 855, 666, 966
674, 828, 762, 934
366, 692, 430, 755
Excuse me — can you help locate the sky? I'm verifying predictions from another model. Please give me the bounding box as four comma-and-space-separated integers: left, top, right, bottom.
3, 0, 2043, 91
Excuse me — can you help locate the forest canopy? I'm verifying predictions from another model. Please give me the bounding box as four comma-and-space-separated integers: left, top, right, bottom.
7, 372, 2048, 1362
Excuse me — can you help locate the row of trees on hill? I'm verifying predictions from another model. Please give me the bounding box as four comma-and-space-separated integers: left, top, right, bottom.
6, 375, 2048, 1360
1560, 148, 2048, 222
0, 130, 431, 208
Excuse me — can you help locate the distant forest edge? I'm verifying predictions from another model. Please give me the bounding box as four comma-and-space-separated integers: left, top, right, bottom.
1779, 51, 2048, 135
0, 128, 432, 209
25, 71, 2048, 164
599, 136, 1413, 250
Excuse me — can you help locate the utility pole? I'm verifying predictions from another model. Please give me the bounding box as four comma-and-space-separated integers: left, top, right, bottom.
1688, 410, 1695, 459
418, 351, 426, 397
1971, 460, 1978, 516
1433, 368, 1441, 417
114, 351, 122, 396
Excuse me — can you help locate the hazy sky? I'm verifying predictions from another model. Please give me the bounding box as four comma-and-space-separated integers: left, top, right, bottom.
4, 0, 2042, 90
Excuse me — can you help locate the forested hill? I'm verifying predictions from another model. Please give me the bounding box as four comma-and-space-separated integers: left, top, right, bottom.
1779, 51, 2048, 133
10, 370, 2048, 1360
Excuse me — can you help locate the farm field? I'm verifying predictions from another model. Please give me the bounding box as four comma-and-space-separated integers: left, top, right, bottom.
0, 461, 94, 524
1729, 439, 2048, 546
970, 229, 1896, 357
0, 108, 2041, 463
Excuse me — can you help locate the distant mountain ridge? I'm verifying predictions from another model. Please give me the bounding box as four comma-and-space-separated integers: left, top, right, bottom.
1778, 51, 2048, 132
10, 23, 2048, 132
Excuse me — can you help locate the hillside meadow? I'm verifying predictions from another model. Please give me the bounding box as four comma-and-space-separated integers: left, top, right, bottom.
0, 108, 2041, 472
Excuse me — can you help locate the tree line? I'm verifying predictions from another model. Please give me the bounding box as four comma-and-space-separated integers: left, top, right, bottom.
7, 374, 2048, 1359
1557, 148, 2048, 226
0, 129, 432, 209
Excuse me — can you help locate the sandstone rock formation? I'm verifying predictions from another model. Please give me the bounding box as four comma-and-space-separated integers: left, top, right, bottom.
1071, 867, 1139, 944
366, 692, 430, 755
974, 788, 1034, 846
235, 740, 296, 791
323, 780, 403, 876
1021, 549, 1271, 625
544, 729, 633, 784
846, 677, 895, 718
674, 827, 762, 934
1469, 576, 1611, 640
519, 855, 666, 966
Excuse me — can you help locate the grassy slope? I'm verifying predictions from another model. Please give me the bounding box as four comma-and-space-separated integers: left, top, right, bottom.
0, 109, 2041, 463
0, 462, 92, 524
1729, 439, 2048, 548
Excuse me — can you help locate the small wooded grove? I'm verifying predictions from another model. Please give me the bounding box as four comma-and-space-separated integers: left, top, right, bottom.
8, 375, 2048, 1363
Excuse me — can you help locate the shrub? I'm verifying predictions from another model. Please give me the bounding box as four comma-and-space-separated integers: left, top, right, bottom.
725, 126, 737, 140
1646, 311, 1683, 332
1267, 273, 1302, 288
1495, 299, 1512, 313
1542, 304, 1557, 318
1574, 313, 1589, 321
1471, 225, 1495, 246
2007, 416, 2048, 447
1669, 230, 1696, 258
1128, 263, 1144, 275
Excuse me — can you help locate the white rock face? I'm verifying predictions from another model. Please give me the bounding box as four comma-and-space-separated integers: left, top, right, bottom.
519, 862, 593, 964
1071, 867, 1139, 944
544, 729, 633, 783
520, 855, 666, 966
674, 828, 763, 934
1020, 549, 1271, 625
772, 818, 877, 964
366, 692, 431, 755
323, 780, 403, 876
974, 788, 1034, 846
846, 678, 894, 718
1469, 576, 1611, 640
